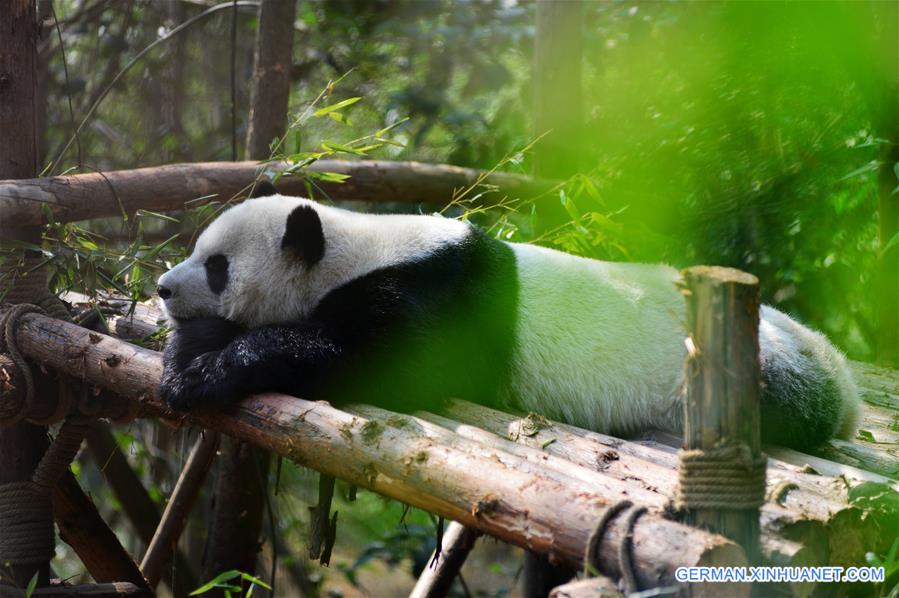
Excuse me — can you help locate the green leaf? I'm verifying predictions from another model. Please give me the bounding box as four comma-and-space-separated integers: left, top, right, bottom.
313, 97, 362, 117
328, 112, 351, 125
25, 572, 38, 598
240, 573, 272, 590
882, 230, 899, 257
321, 142, 367, 156
190, 570, 242, 595
839, 160, 879, 181
305, 171, 351, 183
894, 161, 899, 181
137, 209, 180, 223
856, 429, 875, 442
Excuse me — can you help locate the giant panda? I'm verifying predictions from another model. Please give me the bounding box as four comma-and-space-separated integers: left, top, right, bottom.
157, 187, 860, 451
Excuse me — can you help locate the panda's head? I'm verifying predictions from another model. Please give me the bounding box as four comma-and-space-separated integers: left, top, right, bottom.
157, 191, 326, 327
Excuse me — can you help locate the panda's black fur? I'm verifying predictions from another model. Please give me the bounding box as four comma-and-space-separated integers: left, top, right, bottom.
159, 183, 859, 451
162, 225, 518, 416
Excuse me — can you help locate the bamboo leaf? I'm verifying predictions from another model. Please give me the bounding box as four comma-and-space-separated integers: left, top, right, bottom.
313, 97, 362, 117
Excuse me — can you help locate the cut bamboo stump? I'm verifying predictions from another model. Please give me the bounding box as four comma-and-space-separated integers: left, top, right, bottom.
5, 311, 747, 594
679, 266, 765, 563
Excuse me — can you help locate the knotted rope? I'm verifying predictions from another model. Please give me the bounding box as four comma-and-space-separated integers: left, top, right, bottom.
0, 417, 92, 563
583, 499, 648, 595
0, 250, 89, 564
675, 444, 767, 510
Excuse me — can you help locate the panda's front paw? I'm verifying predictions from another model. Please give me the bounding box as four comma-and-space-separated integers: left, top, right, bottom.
160, 352, 222, 410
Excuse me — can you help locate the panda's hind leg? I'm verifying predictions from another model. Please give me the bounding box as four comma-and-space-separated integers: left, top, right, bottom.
757, 306, 860, 451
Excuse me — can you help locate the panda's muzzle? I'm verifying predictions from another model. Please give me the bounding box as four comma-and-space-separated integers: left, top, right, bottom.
157, 285, 173, 300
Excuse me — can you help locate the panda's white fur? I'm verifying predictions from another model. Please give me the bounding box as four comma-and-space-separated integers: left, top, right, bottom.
159, 194, 861, 444
161, 196, 469, 327
508, 241, 860, 437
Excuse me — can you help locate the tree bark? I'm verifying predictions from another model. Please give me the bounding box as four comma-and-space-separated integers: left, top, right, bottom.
6, 311, 748, 595
244, 0, 296, 160
0, 0, 51, 588
0, 160, 556, 226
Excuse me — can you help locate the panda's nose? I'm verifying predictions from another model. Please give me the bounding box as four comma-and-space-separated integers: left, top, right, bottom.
157, 285, 173, 300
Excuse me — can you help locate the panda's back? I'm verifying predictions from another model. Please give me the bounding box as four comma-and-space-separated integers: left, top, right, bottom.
505, 243, 687, 435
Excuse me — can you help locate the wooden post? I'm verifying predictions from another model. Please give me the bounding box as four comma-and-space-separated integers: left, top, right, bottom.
142, 431, 219, 588
0, 0, 51, 588
84, 423, 198, 595
205, 0, 297, 584
409, 521, 480, 598
679, 266, 765, 563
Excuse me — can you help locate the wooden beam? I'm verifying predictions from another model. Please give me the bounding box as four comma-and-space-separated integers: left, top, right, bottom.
0, 160, 557, 226
53, 471, 149, 590
6, 311, 746, 593
141, 431, 219, 589
409, 521, 480, 598
84, 423, 198, 595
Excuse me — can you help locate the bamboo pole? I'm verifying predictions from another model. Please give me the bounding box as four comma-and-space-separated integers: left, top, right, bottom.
6, 311, 747, 594
0, 160, 556, 226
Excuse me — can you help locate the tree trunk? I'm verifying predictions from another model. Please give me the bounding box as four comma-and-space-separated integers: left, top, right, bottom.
0, 0, 51, 588
243, 0, 296, 160
204, 0, 297, 587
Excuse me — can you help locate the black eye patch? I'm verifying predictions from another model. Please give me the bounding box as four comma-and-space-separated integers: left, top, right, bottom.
204, 254, 229, 295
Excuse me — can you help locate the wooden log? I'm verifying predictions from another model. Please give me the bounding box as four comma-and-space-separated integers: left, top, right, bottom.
83, 423, 198, 595
140, 431, 219, 588
7, 312, 747, 594
680, 266, 764, 562
437, 399, 848, 576
53, 471, 148, 589
409, 521, 480, 598
549, 577, 623, 598
0, 582, 152, 597
0, 160, 557, 226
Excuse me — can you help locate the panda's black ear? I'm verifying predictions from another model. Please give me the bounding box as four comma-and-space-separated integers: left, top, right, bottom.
251, 180, 278, 198
282, 205, 324, 267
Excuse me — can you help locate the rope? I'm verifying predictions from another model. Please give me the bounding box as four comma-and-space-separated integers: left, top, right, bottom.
676, 444, 767, 510
0, 252, 90, 564
0, 417, 90, 564
0, 304, 48, 419
583, 499, 647, 595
